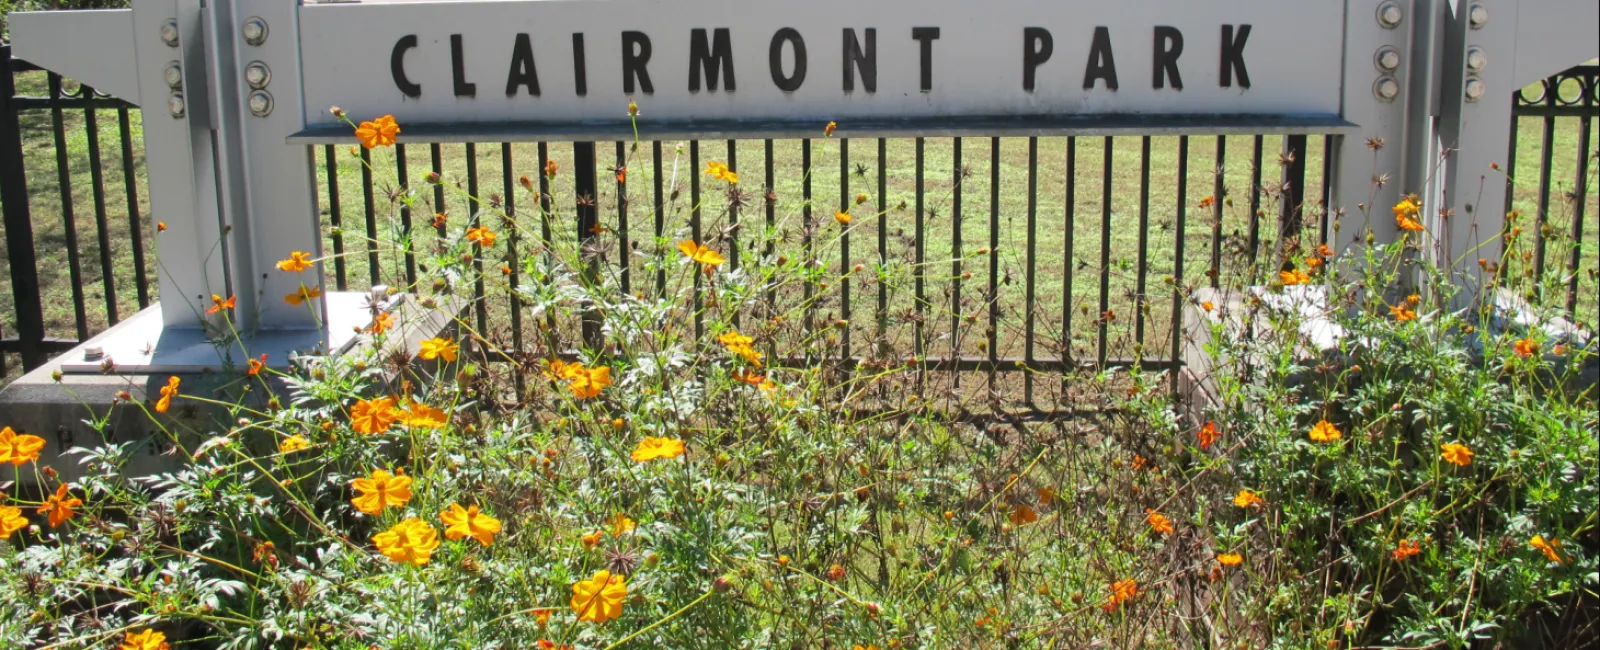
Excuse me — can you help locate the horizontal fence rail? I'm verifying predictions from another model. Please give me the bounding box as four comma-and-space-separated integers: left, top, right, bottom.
3, 45, 1597, 401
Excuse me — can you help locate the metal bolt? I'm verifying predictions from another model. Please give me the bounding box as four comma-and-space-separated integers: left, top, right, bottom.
163, 62, 183, 89
1466, 47, 1488, 72
1376, 1, 1403, 28
244, 61, 271, 89
1375, 46, 1402, 72
168, 92, 186, 118
241, 17, 268, 46
1464, 77, 1486, 102
247, 90, 274, 117
160, 18, 180, 46
1374, 76, 1400, 102
1469, 3, 1488, 29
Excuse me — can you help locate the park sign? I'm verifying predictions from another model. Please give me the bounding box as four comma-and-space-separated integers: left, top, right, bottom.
293, 0, 1351, 140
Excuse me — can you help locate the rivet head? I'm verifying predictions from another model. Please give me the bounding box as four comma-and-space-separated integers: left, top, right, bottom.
1374, 76, 1400, 102
242, 17, 268, 46
1466, 47, 1488, 72
247, 90, 274, 117
244, 62, 271, 89
160, 19, 180, 47
1469, 4, 1489, 29
167, 92, 186, 118
1464, 77, 1486, 102
1375, 46, 1402, 72
1377, 1, 1404, 28
163, 62, 183, 89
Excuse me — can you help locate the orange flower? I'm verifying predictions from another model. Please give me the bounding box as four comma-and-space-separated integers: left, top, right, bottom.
1146, 510, 1174, 535
1217, 553, 1243, 566
0, 426, 46, 466
566, 364, 612, 399
351, 396, 400, 435
1197, 196, 1215, 209
246, 354, 267, 376
834, 211, 852, 225
156, 221, 168, 232
365, 311, 396, 335
570, 570, 627, 624
827, 564, 847, 581
1280, 269, 1310, 286
1530, 535, 1563, 563
632, 436, 686, 462
545, 158, 560, 178
205, 294, 236, 315
38, 483, 82, 527
351, 468, 413, 515
441, 503, 503, 546
1304, 255, 1323, 269
466, 225, 498, 247
355, 114, 400, 149
285, 285, 323, 306
1394, 195, 1424, 232
704, 160, 739, 184
1233, 489, 1263, 508
119, 629, 170, 650
399, 400, 448, 429
581, 530, 603, 548
1389, 304, 1417, 322
372, 518, 440, 566
276, 251, 313, 272
0, 505, 27, 540
1009, 504, 1039, 525
1103, 578, 1138, 612
1440, 442, 1474, 466
824, 121, 838, 137
154, 376, 180, 414
733, 369, 766, 386
1392, 539, 1422, 561
418, 337, 460, 362
1200, 301, 1215, 312
608, 512, 636, 537
1513, 338, 1539, 358
677, 240, 726, 268
1196, 421, 1219, 449
432, 212, 448, 228
1318, 243, 1333, 258
718, 329, 763, 367
1308, 419, 1342, 443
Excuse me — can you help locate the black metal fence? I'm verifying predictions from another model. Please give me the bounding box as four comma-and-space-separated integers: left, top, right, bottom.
3, 40, 1597, 394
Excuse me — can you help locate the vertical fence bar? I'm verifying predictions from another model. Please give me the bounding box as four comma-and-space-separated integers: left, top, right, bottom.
576, 141, 600, 348
116, 107, 149, 309
324, 145, 348, 290
1024, 136, 1038, 403
1502, 106, 1519, 233
950, 137, 962, 385
653, 141, 666, 297
763, 140, 774, 310
361, 148, 380, 286
987, 138, 1001, 388
1280, 134, 1308, 244
83, 93, 118, 324
619, 141, 631, 294
876, 138, 887, 340
538, 142, 557, 331
465, 143, 487, 333
502, 143, 524, 374
690, 140, 703, 342
1170, 136, 1190, 396
1320, 134, 1334, 244
726, 140, 738, 274
839, 138, 850, 360
396, 143, 417, 285
1063, 137, 1075, 369
1567, 117, 1592, 314
802, 139, 813, 337
914, 137, 926, 365
0, 46, 48, 368
1210, 136, 1226, 288
430, 143, 447, 236
1533, 111, 1555, 281
1135, 137, 1151, 350
1097, 136, 1113, 368
1247, 135, 1264, 277
48, 73, 88, 341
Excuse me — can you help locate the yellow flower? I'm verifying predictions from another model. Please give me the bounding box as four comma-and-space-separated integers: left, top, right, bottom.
1146, 510, 1174, 535
372, 518, 441, 566
1389, 303, 1417, 322
1308, 419, 1342, 443
702, 160, 739, 184
1440, 442, 1474, 466
277, 251, 313, 272
120, 629, 171, 650
1280, 269, 1310, 286
1009, 504, 1038, 525
285, 285, 324, 305
834, 211, 852, 225
466, 225, 499, 247
571, 569, 628, 624
609, 512, 636, 536
351, 468, 413, 515
0, 505, 28, 540
1530, 535, 1564, 563
355, 114, 400, 149
1233, 489, 1263, 508
154, 376, 180, 414
278, 435, 310, 454
441, 503, 502, 546
0, 426, 46, 466
718, 329, 763, 367
38, 483, 81, 528
677, 240, 726, 268
351, 396, 400, 435
419, 337, 460, 362
631, 436, 686, 462
1217, 553, 1242, 566
399, 400, 449, 429
1394, 195, 1424, 232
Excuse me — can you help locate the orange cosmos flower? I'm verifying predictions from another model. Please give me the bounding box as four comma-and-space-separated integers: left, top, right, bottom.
1529, 535, 1564, 563
1200, 301, 1215, 312
399, 400, 448, 429
565, 364, 612, 399
441, 503, 503, 546
38, 483, 82, 527
827, 564, 847, 580
1217, 553, 1243, 566
372, 518, 440, 566
824, 121, 838, 137
1392, 539, 1422, 561
154, 376, 180, 414
1394, 195, 1424, 231
632, 436, 686, 462
276, 251, 313, 272
350, 396, 400, 435
581, 530, 604, 548
1196, 421, 1219, 449
571, 570, 628, 624
545, 158, 560, 178
1280, 269, 1310, 286
835, 211, 852, 225
205, 294, 236, 315
1318, 243, 1333, 258
285, 285, 323, 306
1440, 442, 1474, 466
0, 505, 27, 540
350, 468, 413, 515
718, 329, 763, 366
1389, 303, 1417, 322
677, 240, 726, 268
733, 369, 766, 386
1146, 510, 1174, 535
120, 629, 170, 650
1513, 338, 1539, 358
156, 221, 168, 232
1308, 419, 1342, 443
1103, 578, 1138, 612
466, 225, 499, 247
355, 114, 400, 149
1197, 196, 1215, 209
1304, 255, 1323, 269
365, 311, 396, 335
1233, 489, 1263, 508
246, 353, 267, 375
0, 426, 46, 466
1009, 504, 1039, 525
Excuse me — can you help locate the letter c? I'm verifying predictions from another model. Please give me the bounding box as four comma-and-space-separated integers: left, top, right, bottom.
392, 35, 422, 98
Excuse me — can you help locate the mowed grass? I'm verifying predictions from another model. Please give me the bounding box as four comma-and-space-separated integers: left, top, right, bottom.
4, 68, 1597, 385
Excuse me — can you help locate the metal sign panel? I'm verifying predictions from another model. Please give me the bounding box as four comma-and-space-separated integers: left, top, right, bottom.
297, 0, 1349, 139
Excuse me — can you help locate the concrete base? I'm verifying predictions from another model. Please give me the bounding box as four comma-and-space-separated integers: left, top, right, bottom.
0, 291, 463, 487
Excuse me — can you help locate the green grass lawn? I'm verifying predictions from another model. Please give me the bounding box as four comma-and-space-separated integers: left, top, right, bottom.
3, 68, 1597, 384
